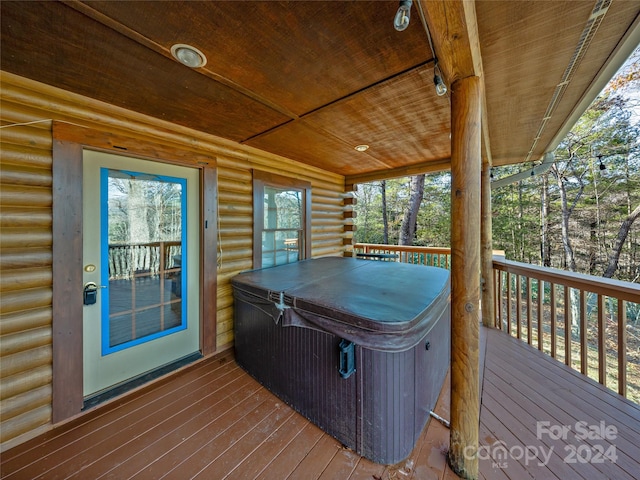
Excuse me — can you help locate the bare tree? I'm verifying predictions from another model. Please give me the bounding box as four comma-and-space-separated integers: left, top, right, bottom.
399, 174, 425, 245
381, 180, 389, 244
604, 203, 640, 278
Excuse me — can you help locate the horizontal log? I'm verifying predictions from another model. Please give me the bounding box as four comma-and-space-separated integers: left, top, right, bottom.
0, 384, 51, 423
217, 258, 252, 275
216, 305, 234, 326
218, 215, 253, 227
0, 268, 52, 292
218, 189, 253, 205
0, 287, 52, 315
216, 330, 234, 349
0, 227, 52, 249
311, 187, 343, 205
1, 345, 52, 378
0, 248, 52, 270
0, 98, 58, 127
312, 227, 344, 238
217, 237, 252, 250
0, 364, 52, 400
313, 246, 344, 257
0, 185, 52, 207
0, 164, 52, 189
216, 165, 253, 182
0, 307, 51, 336
217, 202, 252, 215
219, 226, 252, 238
0, 207, 51, 228
312, 203, 343, 213
0, 403, 51, 445
0, 144, 52, 170
310, 219, 344, 229
0, 124, 53, 150
216, 177, 252, 194
0, 327, 52, 358
216, 247, 253, 263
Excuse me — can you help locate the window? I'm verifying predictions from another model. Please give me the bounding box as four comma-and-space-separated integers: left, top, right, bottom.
253, 170, 311, 269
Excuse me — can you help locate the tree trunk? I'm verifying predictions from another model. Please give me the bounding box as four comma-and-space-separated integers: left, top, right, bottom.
540, 173, 551, 267
552, 166, 579, 272
399, 174, 425, 245
381, 180, 389, 244
604, 203, 640, 278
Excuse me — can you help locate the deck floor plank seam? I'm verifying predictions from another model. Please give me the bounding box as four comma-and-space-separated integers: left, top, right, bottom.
484, 347, 640, 456
0, 354, 233, 468
491, 331, 640, 419
84, 373, 261, 480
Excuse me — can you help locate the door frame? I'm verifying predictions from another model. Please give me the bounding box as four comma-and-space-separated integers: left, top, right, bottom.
51, 122, 218, 423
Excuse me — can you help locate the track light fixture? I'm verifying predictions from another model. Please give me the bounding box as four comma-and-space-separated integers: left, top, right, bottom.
394, 0, 413, 32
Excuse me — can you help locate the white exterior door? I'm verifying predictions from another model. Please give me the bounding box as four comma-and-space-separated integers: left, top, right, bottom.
82, 150, 200, 397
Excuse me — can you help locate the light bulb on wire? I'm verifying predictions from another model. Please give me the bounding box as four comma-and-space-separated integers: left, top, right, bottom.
394, 0, 413, 31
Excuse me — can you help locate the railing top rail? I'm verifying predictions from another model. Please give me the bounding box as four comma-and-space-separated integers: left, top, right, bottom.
109, 240, 182, 248
354, 243, 451, 254
493, 256, 640, 303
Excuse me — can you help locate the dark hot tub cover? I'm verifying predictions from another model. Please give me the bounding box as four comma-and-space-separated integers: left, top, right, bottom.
231, 256, 450, 352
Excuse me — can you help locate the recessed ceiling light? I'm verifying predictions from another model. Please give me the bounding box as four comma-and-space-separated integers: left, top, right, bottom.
355, 145, 369, 152
171, 44, 207, 68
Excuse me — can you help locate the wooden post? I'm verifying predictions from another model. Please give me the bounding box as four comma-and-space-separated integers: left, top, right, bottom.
449, 75, 481, 480
481, 158, 495, 328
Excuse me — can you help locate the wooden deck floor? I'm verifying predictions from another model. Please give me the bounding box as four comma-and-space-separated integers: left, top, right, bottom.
2, 327, 639, 479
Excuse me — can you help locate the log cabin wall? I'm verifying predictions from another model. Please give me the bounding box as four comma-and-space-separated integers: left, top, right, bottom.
0, 71, 348, 450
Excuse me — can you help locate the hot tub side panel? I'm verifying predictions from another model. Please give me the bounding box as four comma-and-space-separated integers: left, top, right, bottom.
233, 293, 358, 445
358, 303, 451, 464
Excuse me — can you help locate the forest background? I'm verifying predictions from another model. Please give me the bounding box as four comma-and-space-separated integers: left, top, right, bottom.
353, 49, 640, 288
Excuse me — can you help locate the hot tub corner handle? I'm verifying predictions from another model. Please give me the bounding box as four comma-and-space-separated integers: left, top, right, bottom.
338, 339, 356, 379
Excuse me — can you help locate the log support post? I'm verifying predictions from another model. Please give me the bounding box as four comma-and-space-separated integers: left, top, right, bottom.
481, 158, 495, 328
449, 75, 481, 480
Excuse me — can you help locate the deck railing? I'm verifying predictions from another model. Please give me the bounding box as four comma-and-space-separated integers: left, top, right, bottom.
353, 243, 640, 401
493, 257, 639, 401
353, 243, 452, 269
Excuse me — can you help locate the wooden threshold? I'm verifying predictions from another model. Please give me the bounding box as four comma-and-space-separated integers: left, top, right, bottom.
2, 326, 639, 479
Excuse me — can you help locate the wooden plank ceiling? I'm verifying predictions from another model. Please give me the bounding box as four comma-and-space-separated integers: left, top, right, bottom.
1, 1, 638, 181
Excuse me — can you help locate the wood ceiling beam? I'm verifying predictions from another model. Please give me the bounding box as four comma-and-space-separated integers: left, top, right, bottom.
344, 158, 451, 186
416, 0, 492, 166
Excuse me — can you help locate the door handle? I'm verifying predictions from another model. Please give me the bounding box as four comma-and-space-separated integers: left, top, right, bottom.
83, 282, 106, 306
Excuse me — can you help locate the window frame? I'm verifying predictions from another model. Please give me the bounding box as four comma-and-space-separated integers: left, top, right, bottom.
252, 170, 312, 269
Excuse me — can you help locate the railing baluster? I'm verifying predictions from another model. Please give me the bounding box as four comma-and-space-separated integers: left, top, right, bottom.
538, 279, 544, 352
580, 290, 587, 376
550, 282, 556, 358
507, 273, 512, 336
516, 274, 522, 340
598, 294, 606, 387
618, 300, 627, 397
564, 285, 571, 367
498, 270, 504, 331
493, 269, 499, 328
527, 277, 532, 346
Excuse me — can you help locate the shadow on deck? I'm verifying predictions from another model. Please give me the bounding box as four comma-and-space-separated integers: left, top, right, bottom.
1, 327, 639, 479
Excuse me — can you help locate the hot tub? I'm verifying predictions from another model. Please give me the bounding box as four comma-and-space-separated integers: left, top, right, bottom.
231, 256, 450, 464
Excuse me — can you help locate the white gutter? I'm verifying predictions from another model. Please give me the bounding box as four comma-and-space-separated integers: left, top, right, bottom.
490, 152, 555, 189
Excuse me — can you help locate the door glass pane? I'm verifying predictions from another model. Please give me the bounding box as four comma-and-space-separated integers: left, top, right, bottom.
102, 169, 187, 354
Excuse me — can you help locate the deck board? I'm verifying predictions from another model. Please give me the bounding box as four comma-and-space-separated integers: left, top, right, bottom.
2, 327, 639, 479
